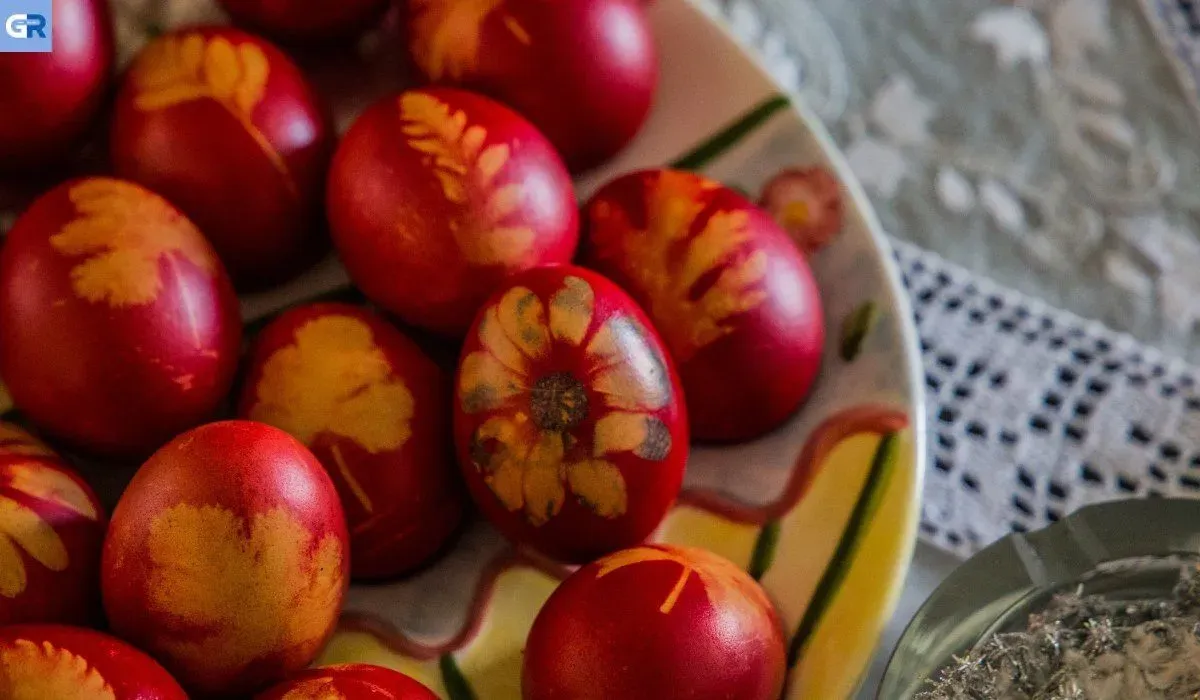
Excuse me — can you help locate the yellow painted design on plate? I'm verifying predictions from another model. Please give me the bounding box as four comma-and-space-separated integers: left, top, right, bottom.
132, 33, 294, 190
0, 461, 91, 598
409, 0, 506, 80
0, 639, 115, 700
459, 278, 672, 525
399, 92, 534, 266
595, 545, 769, 616
50, 179, 216, 308
593, 171, 769, 360
146, 504, 344, 685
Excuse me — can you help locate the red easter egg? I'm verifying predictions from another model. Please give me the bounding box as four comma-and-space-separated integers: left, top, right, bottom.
111, 26, 333, 289
328, 87, 578, 336
217, 0, 389, 43
759, 166, 843, 254
255, 664, 439, 699
453, 265, 687, 562
0, 0, 114, 173
405, 0, 657, 172
101, 421, 349, 696
583, 169, 825, 442
523, 544, 786, 700
238, 303, 463, 580
0, 624, 187, 699
0, 178, 242, 457
0, 425, 106, 626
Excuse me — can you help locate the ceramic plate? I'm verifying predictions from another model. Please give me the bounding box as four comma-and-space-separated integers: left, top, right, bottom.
4, 0, 927, 697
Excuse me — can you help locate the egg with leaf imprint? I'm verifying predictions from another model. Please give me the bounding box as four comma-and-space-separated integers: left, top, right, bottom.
101, 421, 349, 697
238, 303, 464, 580
0, 0, 114, 173
583, 168, 826, 442
0, 624, 187, 700
0, 178, 242, 458
254, 663, 439, 699
404, 0, 657, 172
111, 26, 334, 290
217, 0, 390, 44
327, 87, 578, 336
523, 544, 786, 700
0, 425, 106, 627
454, 265, 687, 563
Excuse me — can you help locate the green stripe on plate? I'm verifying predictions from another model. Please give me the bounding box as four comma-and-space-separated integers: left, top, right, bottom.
669, 94, 790, 171
439, 654, 478, 700
749, 519, 782, 581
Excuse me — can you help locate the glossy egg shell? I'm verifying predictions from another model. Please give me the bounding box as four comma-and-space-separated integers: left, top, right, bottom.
0, 624, 187, 699
583, 168, 826, 442
101, 421, 349, 697
255, 664, 440, 699
327, 87, 578, 336
523, 544, 786, 700
0, 0, 114, 172
0, 177, 242, 457
405, 0, 657, 172
0, 429, 106, 627
218, 0, 390, 43
238, 303, 464, 580
111, 26, 333, 289
454, 265, 687, 563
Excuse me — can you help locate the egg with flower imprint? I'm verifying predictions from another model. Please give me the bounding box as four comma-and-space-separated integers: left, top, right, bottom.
111, 26, 334, 289
217, 0, 390, 43
101, 421, 349, 697
255, 663, 439, 699
583, 168, 826, 442
523, 544, 786, 700
454, 266, 687, 562
239, 304, 464, 580
0, 625, 187, 700
404, 0, 657, 172
0, 178, 242, 457
0, 429, 106, 627
328, 87, 578, 336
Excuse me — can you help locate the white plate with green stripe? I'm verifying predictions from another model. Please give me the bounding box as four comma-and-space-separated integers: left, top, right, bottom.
299, 1, 927, 698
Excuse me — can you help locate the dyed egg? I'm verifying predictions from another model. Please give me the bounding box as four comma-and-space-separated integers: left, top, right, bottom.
0, 0, 114, 172
759, 166, 843, 254
0, 424, 106, 626
327, 87, 578, 336
523, 544, 786, 700
0, 178, 242, 457
454, 266, 687, 562
583, 169, 825, 442
405, 0, 657, 172
111, 26, 333, 289
217, 0, 389, 43
101, 421, 349, 696
238, 303, 463, 580
255, 664, 439, 699
0, 625, 187, 699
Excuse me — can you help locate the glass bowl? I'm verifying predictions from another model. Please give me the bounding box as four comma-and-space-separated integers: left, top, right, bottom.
877, 498, 1200, 699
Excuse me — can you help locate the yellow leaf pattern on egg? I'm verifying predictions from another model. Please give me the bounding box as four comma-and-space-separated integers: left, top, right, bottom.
0, 423, 54, 458
408, 0, 506, 81
0, 461, 84, 598
591, 172, 769, 360
399, 92, 534, 267
0, 639, 116, 700
49, 179, 217, 308
595, 545, 769, 617
146, 504, 344, 688
280, 677, 347, 700
132, 33, 292, 189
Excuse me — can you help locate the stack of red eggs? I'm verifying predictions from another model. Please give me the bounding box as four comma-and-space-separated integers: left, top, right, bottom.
0, 0, 843, 697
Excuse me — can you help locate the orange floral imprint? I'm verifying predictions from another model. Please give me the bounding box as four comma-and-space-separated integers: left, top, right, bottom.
145, 504, 344, 686
280, 677, 347, 700
50, 179, 217, 308
131, 33, 295, 194
409, 0, 530, 80
460, 276, 674, 525
595, 545, 772, 617
249, 315, 415, 513
591, 171, 769, 360
0, 639, 115, 700
399, 91, 535, 267
0, 423, 54, 457
0, 463, 99, 599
